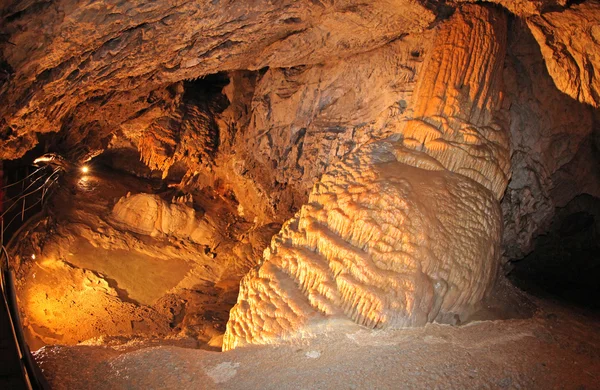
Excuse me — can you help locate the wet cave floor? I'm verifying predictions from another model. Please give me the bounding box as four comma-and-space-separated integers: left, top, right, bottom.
7, 165, 600, 389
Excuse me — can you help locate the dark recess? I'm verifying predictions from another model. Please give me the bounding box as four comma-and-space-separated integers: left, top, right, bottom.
184, 72, 230, 114
509, 194, 600, 311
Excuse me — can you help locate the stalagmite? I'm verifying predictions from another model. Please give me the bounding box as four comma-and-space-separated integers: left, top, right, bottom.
223, 5, 510, 350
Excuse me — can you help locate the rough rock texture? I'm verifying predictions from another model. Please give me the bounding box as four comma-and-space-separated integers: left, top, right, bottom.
33, 298, 600, 390
528, 1, 600, 108
234, 34, 432, 221
395, 5, 510, 199
500, 21, 598, 259
223, 5, 510, 350
19, 256, 172, 346
457, 0, 568, 16
139, 103, 217, 177
11, 167, 280, 347
2, 0, 598, 263
0, 0, 434, 160
112, 193, 222, 247
137, 79, 228, 178
2, 0, 600, 364
510, 194, 600, 308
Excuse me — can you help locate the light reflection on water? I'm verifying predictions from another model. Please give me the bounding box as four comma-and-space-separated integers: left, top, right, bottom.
76, 175, 100, 193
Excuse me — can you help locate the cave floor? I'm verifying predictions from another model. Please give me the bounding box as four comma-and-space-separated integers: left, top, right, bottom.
34, 296, 600, 390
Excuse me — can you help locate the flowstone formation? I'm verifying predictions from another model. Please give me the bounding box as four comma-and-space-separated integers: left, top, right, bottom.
223, 6, 510, 350
112, 193, 222, 246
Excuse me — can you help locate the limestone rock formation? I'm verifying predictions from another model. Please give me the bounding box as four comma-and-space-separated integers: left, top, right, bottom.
235, 34, 432, 221
223, 5, 509, 350
1, 0, 599, 359
139, 100, 220, 177
528, 1, 600, 107
112, 192, 221, 247
457, 0, 568, 16
0, 0, 434, 160
18, 256, 171, 345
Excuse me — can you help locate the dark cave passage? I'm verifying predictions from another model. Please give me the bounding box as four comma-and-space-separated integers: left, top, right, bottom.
509, 194, 600, 311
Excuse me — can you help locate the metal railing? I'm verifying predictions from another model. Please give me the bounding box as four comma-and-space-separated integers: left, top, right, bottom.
1, 165, 61, 244
1, 245, 49, 390
0, 164, 59, 390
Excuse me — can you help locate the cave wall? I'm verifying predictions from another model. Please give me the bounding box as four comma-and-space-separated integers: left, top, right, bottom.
501, 18, 600, 259
527, 1, 600, 108
226, 35, 432, 222
510, 193, 600, 308
1, 2, 599, 231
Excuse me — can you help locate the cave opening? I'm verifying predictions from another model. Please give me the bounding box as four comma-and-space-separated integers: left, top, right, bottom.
1, 0, 600, 388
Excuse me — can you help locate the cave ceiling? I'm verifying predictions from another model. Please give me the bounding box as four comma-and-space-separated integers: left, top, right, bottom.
0, 0, 599, 161
1, 0, 436, 160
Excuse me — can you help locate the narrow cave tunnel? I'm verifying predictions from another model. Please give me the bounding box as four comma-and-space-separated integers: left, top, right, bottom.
1, 1, 600, 389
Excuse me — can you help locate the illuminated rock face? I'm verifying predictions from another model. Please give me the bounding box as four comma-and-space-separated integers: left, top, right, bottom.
456, 0, 567, 17
112, 193, 221, 247
3, 0, 598, 354
527, 1, 600, 108
0, 0, 434, 160
138, 101, 219, 178
223, 6, 510, 350
501, 24, 597, 260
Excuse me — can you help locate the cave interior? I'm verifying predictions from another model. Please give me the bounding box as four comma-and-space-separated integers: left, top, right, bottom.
1, 0, 600, 388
